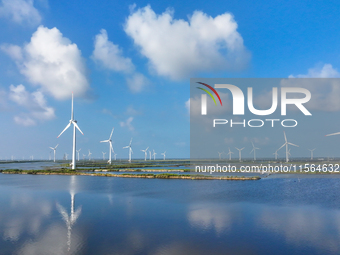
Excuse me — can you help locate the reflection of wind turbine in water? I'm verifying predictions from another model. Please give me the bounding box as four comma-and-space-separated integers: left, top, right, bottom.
56, 176, 82, 252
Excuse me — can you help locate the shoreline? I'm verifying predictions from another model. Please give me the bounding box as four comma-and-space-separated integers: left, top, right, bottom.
0, 170, 260, 180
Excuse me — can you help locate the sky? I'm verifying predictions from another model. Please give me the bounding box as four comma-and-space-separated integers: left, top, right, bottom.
0, 0, 340, 160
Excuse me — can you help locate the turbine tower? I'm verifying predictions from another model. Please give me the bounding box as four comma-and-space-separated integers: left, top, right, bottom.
149, 151, 152, 160
235, 147, 245, 162
309, 148, 316, 160
277, 131, 298, 162
250, 142, 260, 161
57, 93, 84, 169
88, 150, 92, 161
123, 138, 133, 162
273, 150, 278, 160
76, 148, 81, 161
49, 144, 59, 162
227, 148, 234, 160
153, 149, 157, 160
141, 147, 149, 161
161, 151, 166, 160
100, 127, 114, 164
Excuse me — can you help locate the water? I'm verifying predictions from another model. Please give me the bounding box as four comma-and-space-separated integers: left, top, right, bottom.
1, 173, 340, 254
0, 161, 59, 170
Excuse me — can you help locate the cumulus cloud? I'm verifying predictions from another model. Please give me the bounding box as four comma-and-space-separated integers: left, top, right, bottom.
125, 5, 250, 80
284, 64, 340, 112
126, 73, 148, 93
0, 0, 41, 26
9, 84, 55, 126
92, 29, 148, 93
120, 117, 134, 131
2, 26, 90, 100
92, 29, 134, 73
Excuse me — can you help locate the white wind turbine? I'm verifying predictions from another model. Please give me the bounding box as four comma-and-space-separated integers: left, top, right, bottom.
217, 151, 224, 160
65, 153, 68, 160
277, 131, 298, 162
76, 148, 81, 161
113, 153, 117, 160
250, 142, 260, 161
123, 138, 133, 162
153, 149, 157, 160
57, 93, 84, 169
49, 144, 59, 162
102, 152, 106, 160
227, 148, 234, 160
82, 154, 86, 160
273, 150, 279, 160
100, 127, 114, 164
88, 150, 92, 161
161, 151, 166, 160
235, 147, 245, 162
308, 148, 316, 160
149, 151, 152, 160
141, 147, 149, 161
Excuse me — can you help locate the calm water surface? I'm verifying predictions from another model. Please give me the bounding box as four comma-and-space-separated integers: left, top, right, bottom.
1, 173, 340, 255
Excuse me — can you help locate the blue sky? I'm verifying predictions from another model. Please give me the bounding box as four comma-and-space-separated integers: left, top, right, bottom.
0, 0, 340, 160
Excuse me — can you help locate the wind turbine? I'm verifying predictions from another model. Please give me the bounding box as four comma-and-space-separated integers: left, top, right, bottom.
217, 151, 224, 160
308, 148, 316, 160
56, 176, 82, 252
113, 153, 117, 160
153, 149, 157, 160
76, 148, 81, 161
65, 153, 68, 160
235, 147, 245, 162
277, 131, 298, 162
102, 152, 106, 160
123, 138, 133, 162
250, 142, 260, 161
141, 147, 149, 161
82, 154, 86, 161
227, 148, 233, 160
161, 151, 166, 160
149, 151, 152, 160
57, 93, 84, 169
88, 150, 92, 161
273, 150, 278, 160
100, 127, 114, 164
49, 144, 59, 162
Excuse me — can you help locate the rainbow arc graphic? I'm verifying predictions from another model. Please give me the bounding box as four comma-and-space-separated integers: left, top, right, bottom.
196, 82, 223, 106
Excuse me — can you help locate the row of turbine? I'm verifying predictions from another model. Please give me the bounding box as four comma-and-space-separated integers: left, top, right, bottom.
51, 93, 166, 169
218, 131, 317, 162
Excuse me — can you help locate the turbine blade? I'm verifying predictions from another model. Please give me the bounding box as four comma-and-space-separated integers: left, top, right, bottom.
74, 122, 84, 135
100, 140, 109, 143
250, 149, 254, 154
49, 147, 54, 150
129, 138, 133, 146
71, 92, 74, 120
57, 122, 71, 138
55, 144, 59, 149
109, 127, 114, 140
284, 131, 287, 142
146, 147, 149, 151
123, 146, 129, 149
326, 132, 340, 136
277, 143, 286, 151
288, 142, 299, 147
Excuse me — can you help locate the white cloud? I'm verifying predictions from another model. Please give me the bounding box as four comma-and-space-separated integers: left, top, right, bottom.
185, 98, 190, 114
2, 26, 90, 100
125, 5, 250, 80
0, 44, 23, 60
120, 117, 134, 131
289, 64, 340, 78
126, 73, 148, 93
0, 0, 41, 26
9, 84, 55, 126
285, 64, 340, 112
92, 29, 134, 73
92, 29, 148, 93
